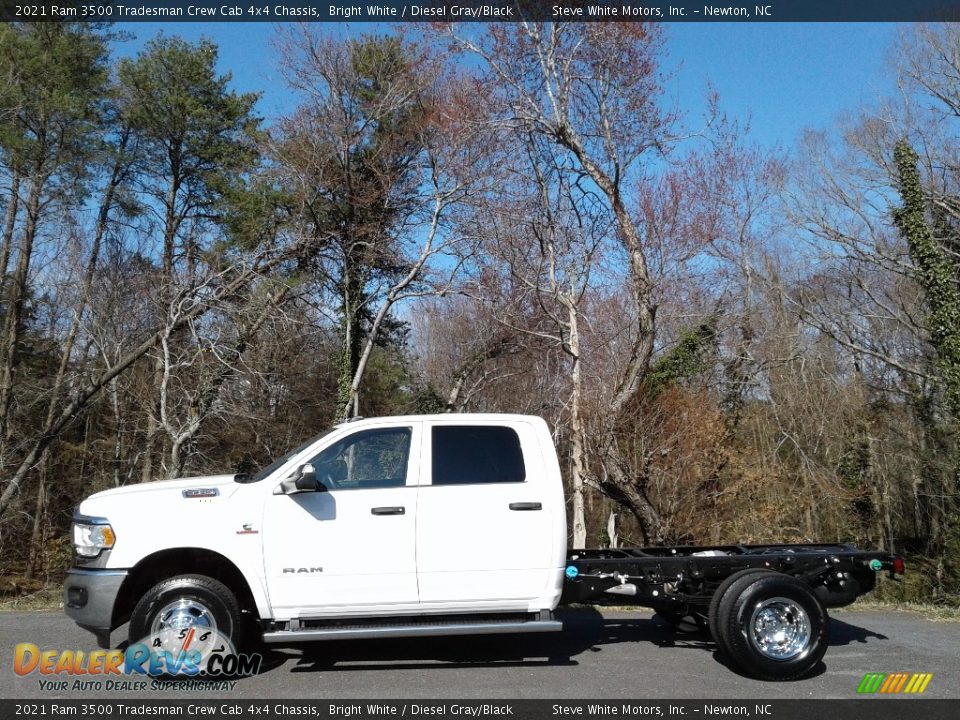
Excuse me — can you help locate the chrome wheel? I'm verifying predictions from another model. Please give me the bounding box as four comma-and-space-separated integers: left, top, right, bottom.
748, 596, 811, 661
150, 598, 217, 636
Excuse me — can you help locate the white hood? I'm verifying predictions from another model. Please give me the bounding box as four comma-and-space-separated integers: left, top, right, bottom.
79, 475, 241, 516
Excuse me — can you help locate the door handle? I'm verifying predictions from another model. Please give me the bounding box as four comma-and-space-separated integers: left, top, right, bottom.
509, 502, 542, 511
371, 506, 405, 516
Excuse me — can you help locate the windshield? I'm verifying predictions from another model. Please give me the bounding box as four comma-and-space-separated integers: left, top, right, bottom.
236, 429, 337, 484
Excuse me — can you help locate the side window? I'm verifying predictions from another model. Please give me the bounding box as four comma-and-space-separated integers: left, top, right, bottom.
307, 427, 411, 490
431, 426, 526, 486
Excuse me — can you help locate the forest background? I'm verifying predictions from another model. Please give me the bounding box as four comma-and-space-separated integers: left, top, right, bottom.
1, 20, 959, 607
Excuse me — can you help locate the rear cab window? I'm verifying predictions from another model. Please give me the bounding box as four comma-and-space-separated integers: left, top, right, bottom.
430, 425, 526, 485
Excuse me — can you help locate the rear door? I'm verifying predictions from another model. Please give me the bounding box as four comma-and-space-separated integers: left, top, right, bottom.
415, 420, 556, 607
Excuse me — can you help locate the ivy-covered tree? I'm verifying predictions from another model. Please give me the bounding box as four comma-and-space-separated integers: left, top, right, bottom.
891, 141, 960, 599
894, 142, 960, 424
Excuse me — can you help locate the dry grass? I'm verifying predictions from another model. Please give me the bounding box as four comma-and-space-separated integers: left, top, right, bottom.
0, 586, 63, 612
844, 598, 960, 622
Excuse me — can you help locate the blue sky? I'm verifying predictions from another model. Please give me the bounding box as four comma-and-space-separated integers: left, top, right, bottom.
665, 23, 901, 148
113, 22, 902, 151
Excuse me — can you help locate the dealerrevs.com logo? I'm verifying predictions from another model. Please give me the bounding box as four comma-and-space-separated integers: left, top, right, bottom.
14, 629, 261, 692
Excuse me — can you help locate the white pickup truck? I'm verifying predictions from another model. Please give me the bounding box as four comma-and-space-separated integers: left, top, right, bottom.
66, 413, 902, 680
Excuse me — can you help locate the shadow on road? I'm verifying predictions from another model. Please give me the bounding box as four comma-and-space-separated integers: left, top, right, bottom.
251, 609, 680, 676
827, 617, 889, 646
241, 608, 890, 680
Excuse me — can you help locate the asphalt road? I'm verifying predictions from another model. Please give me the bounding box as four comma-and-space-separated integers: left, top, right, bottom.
1, 608, 957, 700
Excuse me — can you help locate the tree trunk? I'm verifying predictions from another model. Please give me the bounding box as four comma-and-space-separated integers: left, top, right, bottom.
169, 434, 190, 480
0, 168, 19, 455
596, 456, 665, 545
26, 461, 45, 580
142, 178, 182, 483
53, 136, 128, 394
550, 127, 663, 541
336, 260, 365, 422
567, 301, 587, 549
0, 173, 44, 439
0, 171, 21, 303
606, 510, 619, 549
110, 376, 123, 487
32, 134, 129, 484
163, 286, 289, 478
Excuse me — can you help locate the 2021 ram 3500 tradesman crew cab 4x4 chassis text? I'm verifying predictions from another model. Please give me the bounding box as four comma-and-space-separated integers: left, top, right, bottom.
65, 414, 903, 680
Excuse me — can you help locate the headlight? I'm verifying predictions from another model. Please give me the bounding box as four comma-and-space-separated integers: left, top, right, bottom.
72, 521, 116, 557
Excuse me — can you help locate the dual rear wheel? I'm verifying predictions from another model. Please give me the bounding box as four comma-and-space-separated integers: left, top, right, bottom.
706, 569, 829, 680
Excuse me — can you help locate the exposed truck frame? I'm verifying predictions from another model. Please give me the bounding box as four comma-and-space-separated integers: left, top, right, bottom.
561, 543, 903, 679
564, 543, 899, 610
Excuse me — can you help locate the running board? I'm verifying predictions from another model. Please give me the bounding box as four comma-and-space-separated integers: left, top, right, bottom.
262, 619, 563, 644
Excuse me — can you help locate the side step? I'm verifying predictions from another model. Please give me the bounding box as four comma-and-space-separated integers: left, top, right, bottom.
262, 617, 563, 644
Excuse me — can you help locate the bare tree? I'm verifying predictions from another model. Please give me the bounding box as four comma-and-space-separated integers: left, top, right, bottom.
275, 30, 480, 422
437, 22, 682, 541
460, 132, 607, 547
0, 222, 329, 519
116, 36, 261, 482
777, 24, 960, 554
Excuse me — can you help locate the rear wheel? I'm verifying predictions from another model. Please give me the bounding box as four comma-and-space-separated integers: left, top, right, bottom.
708, 569, 775, 650
719, 573, 829, 681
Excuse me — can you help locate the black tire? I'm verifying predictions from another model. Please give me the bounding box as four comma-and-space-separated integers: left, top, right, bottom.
719, 573, 829, 681
708, 569, 775, 649
128, 574, 241, 649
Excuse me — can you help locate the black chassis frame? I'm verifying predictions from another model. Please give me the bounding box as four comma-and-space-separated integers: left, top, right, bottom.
561, 543, 901, 613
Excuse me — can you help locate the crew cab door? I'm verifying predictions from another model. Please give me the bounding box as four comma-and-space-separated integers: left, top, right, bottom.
415, 421, 557, 607
262, 423, 421, 615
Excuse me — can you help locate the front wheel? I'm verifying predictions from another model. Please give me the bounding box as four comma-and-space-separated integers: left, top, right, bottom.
128, 575, 242, 657
718, 573, 829, 681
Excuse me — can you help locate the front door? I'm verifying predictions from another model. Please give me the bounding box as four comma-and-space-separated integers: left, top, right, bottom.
262, 423, 420, 616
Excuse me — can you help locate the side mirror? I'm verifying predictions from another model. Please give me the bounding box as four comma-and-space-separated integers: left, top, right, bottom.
276, 463, 325, 495
295, 463, 321, 491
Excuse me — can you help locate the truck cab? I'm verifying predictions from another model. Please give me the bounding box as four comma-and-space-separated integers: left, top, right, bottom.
65, 414, 567, 649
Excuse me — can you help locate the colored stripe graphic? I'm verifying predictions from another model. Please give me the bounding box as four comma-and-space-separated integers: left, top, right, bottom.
857, 672, 932, 694
857, 673, 886, 693
890, 673, 909, 693
896, 673, 911, 693
879, 674, 897, 693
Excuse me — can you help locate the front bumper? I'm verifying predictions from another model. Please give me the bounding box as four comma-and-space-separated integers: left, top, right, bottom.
63, 568, 128, 648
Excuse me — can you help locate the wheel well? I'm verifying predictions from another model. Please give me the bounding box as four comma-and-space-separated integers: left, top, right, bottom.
112, 548, 260, 629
